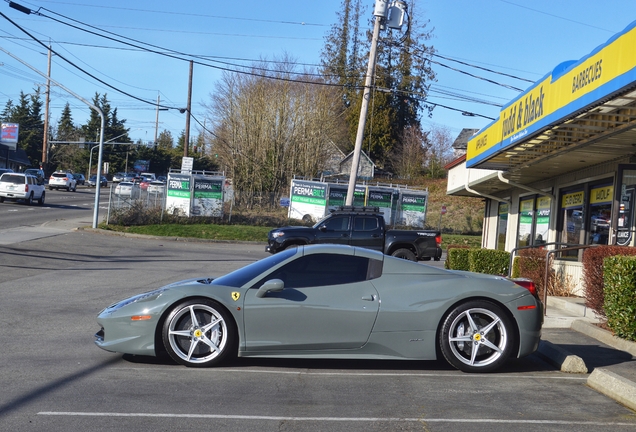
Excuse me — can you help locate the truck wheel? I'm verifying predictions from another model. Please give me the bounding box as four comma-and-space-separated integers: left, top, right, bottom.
391, 248, 417, 261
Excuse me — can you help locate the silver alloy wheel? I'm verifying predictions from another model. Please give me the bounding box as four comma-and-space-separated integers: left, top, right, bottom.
166, 303, 228, 365
446, 307, 508, 368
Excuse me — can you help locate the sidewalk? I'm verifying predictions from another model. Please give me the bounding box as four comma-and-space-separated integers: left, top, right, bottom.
539, 296, 636, 411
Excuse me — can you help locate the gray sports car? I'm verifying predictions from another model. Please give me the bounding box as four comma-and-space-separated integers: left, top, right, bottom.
95, 244, 542, 373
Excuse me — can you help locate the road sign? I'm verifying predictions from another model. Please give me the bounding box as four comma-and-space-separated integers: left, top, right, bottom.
441, 205, 447, 215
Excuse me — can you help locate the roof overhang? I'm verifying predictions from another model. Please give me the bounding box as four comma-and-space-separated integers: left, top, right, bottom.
464, 20, 636, 189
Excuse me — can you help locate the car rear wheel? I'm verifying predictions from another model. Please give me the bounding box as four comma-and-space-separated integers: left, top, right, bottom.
440, 300, 514, 373
162, 299, 235, 368
38, 192, 45, 205
25, 193, 33, 205
391, 248, 417, 261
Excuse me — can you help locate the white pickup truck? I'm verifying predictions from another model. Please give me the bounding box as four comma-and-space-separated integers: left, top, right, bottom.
0, 172, 46, 205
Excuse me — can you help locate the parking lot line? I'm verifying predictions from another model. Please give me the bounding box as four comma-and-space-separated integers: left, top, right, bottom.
37, 412, 636, 426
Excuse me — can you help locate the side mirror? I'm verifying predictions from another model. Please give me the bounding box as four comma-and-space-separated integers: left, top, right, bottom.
255, 279, 284, 298
319, 224, 327, 232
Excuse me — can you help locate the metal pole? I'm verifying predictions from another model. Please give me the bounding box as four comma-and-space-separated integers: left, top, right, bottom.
42, 44, 51, 166
184, 60, 193, 157
155, 93, 160, 145
345, 11, 383, 206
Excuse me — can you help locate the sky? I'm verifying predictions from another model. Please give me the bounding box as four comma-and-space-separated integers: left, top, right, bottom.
1, 0, 635, 147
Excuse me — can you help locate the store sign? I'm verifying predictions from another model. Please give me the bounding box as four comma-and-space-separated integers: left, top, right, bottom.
562, 191, 584, 208
467, 20, 636, 168
590, 185, 613, 204
1, 123, 19, 150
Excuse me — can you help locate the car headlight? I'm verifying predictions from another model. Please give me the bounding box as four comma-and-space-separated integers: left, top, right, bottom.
107, 288, 167, 311
271, 231, 284, 238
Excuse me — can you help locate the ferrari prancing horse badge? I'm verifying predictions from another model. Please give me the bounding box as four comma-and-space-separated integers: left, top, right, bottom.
231, 292, 240, 301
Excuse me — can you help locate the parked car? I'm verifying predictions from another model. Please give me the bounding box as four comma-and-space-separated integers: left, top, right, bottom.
88, 175, 108, 187
112, 172, 126, 183
123, 173, 135, 182
147, 180, 165, 194
73, 173, 86, 185
49, 171, 77, 191
138, 177, 151, 191
24, 168, 45, 185
114, 181, 140, 199
0, 173, 45, 205
266, 206, 442, 261
0, 168, 14, 176
95, 244, 542, 373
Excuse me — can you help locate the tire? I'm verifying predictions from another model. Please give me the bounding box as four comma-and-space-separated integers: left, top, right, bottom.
439, 300, 514, 373
49, 187, 53, 191
25, 193, 33, 205
434, 257, 441, 261
0, 197, 4, 203
67, 185, 71, 191
72, 184, 77, 192
162, 298, 236, 368
391, 248, 417, 261
38, 192, 45, 206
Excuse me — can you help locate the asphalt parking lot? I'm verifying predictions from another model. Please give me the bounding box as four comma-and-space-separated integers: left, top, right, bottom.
1, 225, 635, 431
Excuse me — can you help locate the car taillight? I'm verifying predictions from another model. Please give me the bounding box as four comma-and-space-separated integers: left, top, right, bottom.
25, 184, 29, 192
513, 278, 537, 296
435, 234, 442, 246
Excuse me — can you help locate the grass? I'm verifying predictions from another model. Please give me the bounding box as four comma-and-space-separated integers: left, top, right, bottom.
101, 223, 271, 242
100, 222, 481, 249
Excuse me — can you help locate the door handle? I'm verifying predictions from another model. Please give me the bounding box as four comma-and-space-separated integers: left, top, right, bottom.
361, 294, 376, 301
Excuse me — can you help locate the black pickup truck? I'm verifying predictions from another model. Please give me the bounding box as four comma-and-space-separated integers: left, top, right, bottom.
266, 206, 442, 261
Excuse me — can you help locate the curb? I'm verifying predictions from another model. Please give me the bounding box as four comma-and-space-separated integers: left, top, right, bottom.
571, 320, 636, 357
588, 368, 636, 412
535, 340, 588, 373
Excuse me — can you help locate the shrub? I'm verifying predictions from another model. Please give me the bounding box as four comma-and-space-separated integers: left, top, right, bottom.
582, 246, 636, 318
447, 247, 471, 271
516, 248, 549, 301
444, 244, 470, 270
603, 256, 636, 341
469, 249, 510, 275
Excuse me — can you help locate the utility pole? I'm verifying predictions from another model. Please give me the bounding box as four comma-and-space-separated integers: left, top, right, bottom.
183, 60, 193, 157
154, 92, 160, 145
345, 0, 407, 206
42, 43, 51, 168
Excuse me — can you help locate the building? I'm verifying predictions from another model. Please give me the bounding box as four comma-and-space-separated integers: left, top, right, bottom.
446, 20, 636, 295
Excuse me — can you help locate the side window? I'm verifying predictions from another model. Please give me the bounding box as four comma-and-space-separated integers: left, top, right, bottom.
323, 216, 350, 232
252, 253, 378, 289
354, 216, 379, 231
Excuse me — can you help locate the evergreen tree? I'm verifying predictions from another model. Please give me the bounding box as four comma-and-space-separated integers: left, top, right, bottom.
1, 100, 15, 120
320, 0, 435, 171
56, 103, 77, 141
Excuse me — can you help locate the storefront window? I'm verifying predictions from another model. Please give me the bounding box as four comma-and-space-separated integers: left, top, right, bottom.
535, 196, 551, 245
517, 198, 534, 247
587, 184, 613, 245
560, 190, 584, 258
497, 203, 508, 251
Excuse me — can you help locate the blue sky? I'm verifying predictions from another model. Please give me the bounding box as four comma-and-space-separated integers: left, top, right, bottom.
1, 0, 635, 146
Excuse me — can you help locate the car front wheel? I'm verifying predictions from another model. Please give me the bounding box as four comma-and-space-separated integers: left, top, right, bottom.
440, 300, 514, 373
162, 299, 235, 367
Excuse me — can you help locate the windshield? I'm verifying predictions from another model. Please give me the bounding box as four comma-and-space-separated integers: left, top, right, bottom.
212, 248, 297, 288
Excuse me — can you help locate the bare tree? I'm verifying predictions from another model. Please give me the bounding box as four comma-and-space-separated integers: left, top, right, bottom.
206, 56, 346, 207
426, 126, 454, 178
390, 126, 428, 179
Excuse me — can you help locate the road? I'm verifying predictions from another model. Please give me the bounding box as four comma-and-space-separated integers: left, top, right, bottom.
0, 185, 110, 231
0, 219, 635, 431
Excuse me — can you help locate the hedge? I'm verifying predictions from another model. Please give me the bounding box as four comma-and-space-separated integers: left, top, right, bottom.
468, 249, 510, 276
603, 256, 636, 341
582, 246, 636, 318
